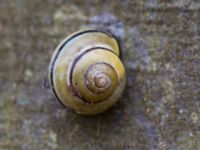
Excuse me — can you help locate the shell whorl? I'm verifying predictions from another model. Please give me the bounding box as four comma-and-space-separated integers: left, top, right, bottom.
49, 29, 126, 115
69, 47, 119, 103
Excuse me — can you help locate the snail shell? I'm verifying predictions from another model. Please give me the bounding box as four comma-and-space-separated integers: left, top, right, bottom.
49, 29, 126, 115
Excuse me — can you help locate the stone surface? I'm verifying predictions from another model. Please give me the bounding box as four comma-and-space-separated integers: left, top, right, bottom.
0, 0, 200, 150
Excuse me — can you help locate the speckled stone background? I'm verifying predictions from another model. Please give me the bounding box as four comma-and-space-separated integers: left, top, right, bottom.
0, 0, 200, 150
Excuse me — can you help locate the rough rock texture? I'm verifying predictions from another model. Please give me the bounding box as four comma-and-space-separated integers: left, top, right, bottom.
0, 0, 200, 150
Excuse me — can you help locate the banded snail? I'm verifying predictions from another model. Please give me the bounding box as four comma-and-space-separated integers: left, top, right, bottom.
49, 29, 126, 115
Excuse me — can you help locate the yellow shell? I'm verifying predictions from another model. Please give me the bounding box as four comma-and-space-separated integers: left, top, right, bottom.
49, 29, 126, 115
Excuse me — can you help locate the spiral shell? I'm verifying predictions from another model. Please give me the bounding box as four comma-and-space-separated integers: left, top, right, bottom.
49, 29, 126, 115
